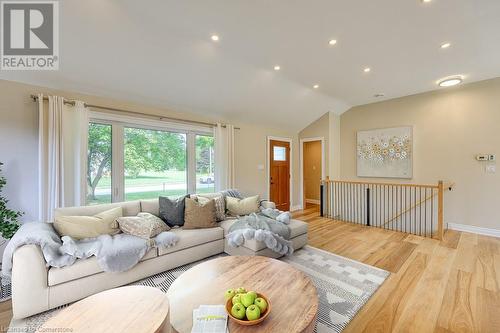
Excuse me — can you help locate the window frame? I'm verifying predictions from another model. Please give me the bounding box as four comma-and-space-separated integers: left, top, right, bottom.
88, 111, 214, 203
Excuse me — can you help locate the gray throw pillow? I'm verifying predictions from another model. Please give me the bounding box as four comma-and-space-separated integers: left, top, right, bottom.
159, 195, 188, 227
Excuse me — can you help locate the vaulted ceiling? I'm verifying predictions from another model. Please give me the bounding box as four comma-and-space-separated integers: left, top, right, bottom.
2, 0, 500, 131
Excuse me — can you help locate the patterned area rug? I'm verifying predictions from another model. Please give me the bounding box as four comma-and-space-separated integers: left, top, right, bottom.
9, 246, 388, 333
0, 279, 11, 303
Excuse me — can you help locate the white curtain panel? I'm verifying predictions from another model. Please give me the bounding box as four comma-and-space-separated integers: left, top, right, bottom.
214, 123, 235, 191
64, 101, 88, 206
38, 94, 88, 222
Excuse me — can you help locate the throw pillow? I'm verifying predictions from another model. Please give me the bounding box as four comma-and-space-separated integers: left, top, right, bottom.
226, 195, 260, 216
53, 207, 122, 240
221, 189, 243, 199
195, 194, 226, 221
183, 197, 217, 229
117, 212, 169, 240
159, 195, 188, 227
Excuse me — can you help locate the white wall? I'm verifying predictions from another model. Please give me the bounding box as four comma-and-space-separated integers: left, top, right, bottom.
340, 78, 500, 231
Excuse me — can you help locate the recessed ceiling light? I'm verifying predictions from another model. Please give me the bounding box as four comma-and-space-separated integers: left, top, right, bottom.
211, 35, 219, 41
364, 67, 371, 73
422, 0, 432, 3
274, 65, 281, 71
313, 84, 319, 89
441, 42, 451, 49
328, 39, 337, 46
437, 76, 463, 87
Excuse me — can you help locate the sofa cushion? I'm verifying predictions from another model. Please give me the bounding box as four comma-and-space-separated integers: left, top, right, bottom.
53, 207, 122, 240
159, 196, 187, 227
219, 218, 308, 251
183, 198, 217, 229
48, 249, 157, 286
226, 195, 260, 216
158, 227, 223, 256
193, 194, 226, 221
117, 213, 169, 240
54, 201, 141, 218
140, 199, 159, 216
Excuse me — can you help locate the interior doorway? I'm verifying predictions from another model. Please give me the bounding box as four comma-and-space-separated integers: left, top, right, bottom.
268, 138, 291, 211
300, 138, 325, 208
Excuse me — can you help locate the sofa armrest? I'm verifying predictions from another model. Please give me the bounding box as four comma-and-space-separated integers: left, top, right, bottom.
12, 245, 49, 319
260, 201, 276, 209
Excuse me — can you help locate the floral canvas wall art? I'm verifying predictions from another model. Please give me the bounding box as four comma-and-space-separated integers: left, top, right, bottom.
357, 126, 413, 178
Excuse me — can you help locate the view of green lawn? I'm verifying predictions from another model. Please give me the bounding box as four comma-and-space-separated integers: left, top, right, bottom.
87, 186, 215, 205
95, 171, 187, 189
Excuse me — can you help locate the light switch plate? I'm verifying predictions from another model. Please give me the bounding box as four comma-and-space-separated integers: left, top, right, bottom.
486, 165, 496, 173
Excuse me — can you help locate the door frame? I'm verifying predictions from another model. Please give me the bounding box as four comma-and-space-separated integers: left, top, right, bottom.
299, 137, 326, 208
266, 136, 293, 210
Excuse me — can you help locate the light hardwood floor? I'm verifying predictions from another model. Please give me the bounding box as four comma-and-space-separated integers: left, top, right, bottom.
0, 205, 498, 332
294, 204, 500, 333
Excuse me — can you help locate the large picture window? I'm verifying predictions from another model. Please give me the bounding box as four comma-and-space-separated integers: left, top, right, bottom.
86, 114, 214, 205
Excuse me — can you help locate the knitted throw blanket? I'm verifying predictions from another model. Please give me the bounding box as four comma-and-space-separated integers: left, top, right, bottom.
1, 222, 179, 282
226, 211, 293, 256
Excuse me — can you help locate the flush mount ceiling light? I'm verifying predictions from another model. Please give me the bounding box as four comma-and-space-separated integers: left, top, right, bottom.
437, 76, 463, 87
313, 84, 319, 89
211, 35, 219, 41
328, 39, 337, 46
364, 67, 371, 73
273, 65, 281, 71
441, 42, 451, 49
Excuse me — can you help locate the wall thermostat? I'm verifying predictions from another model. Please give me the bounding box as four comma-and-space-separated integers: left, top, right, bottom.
476, 154, 496, 161
476, 155, 488, 161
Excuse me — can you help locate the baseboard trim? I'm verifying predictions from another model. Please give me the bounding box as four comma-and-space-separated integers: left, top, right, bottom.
305, 199, 320, 205
290, 205, 303, 212
447, 223, 500, 238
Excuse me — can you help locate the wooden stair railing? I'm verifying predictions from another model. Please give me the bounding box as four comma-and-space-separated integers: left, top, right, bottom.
320, 179, 453, 240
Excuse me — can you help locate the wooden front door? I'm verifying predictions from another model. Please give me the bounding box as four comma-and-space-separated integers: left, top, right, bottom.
269, 140, 290, 211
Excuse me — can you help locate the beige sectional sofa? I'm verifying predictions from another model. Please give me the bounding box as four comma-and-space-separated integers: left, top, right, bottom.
11, 197, 308, 319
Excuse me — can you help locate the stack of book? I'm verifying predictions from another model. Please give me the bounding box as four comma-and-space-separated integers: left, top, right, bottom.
191, 305, 228, 333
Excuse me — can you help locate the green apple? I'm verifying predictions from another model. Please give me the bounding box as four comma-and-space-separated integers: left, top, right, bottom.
246, 304, 261, 321
236, 287, 247, 294
231, 303, 246, 320
247, 290, 257, 299
241, 292, 256, 307
224, 289, 236, 301
254, 297, 268, 312
232, 294, 242, 306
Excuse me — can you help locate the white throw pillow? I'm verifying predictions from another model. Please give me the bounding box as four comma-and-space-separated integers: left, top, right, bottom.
226, 195, 260, 216
53, 207, 122, 240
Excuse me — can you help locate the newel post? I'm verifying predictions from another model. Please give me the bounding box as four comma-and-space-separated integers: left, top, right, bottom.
437, 180, 444, 240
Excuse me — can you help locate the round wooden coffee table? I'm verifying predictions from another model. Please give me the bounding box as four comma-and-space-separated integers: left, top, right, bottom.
166, 256, 318, 333
38, 286, 170, 333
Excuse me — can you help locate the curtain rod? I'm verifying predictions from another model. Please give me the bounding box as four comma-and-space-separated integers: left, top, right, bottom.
30, 94, 240, 129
